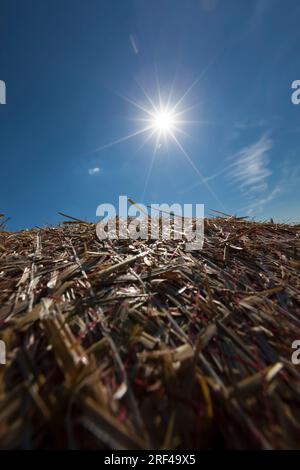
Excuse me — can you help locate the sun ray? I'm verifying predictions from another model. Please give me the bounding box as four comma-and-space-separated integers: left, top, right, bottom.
173, 119, 211, 125
171, 125, 191, 139
135, 79, 159, 114
167, 62, 180, 109
172, 59, 215, 113
155, 64, 163, 110
84, 71, 224, 211
141, 131, 161, 201
171, 101, 202, 118
86, 125, 153, 156
121, 95, 157, 118
135, 128, 157, 153
169, 129, 226, 210
171, 76, 202, 113
179, 160, 238, 194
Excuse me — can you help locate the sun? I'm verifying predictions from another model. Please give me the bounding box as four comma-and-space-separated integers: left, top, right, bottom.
86, 75, 225, 208
152, 109, 175, 133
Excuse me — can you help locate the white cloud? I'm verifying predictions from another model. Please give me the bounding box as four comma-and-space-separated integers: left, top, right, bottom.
240, 161, 300, 216
179, 133, 299, 219
246, 185, 283, 215
234, 119, 267, 130
180, 134, 273, 196
229, 134, 272, 194
88, 167, 100, 175
129, 34, 139, 54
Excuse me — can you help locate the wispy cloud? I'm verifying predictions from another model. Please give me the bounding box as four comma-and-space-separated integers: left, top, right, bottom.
180, 133, 273, 196
88, 167, 100, 175
240, 160, 300, 216
229, 133, 272, 194
129, 34, 139, 54
246, 185, 282, 215
179, 133, 298, 218
234, 118, 268, 130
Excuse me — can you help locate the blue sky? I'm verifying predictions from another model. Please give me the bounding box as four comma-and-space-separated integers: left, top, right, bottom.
0, 0, 300, 230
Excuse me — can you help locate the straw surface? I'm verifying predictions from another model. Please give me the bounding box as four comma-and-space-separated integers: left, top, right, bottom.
0, 217, 300, 449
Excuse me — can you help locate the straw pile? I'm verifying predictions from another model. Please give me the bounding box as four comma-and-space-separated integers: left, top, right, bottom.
0, 215, 300, 449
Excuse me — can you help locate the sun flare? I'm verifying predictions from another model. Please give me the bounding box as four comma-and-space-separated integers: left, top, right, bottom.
152, 109, 176, 133
87, 75, 225, 208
